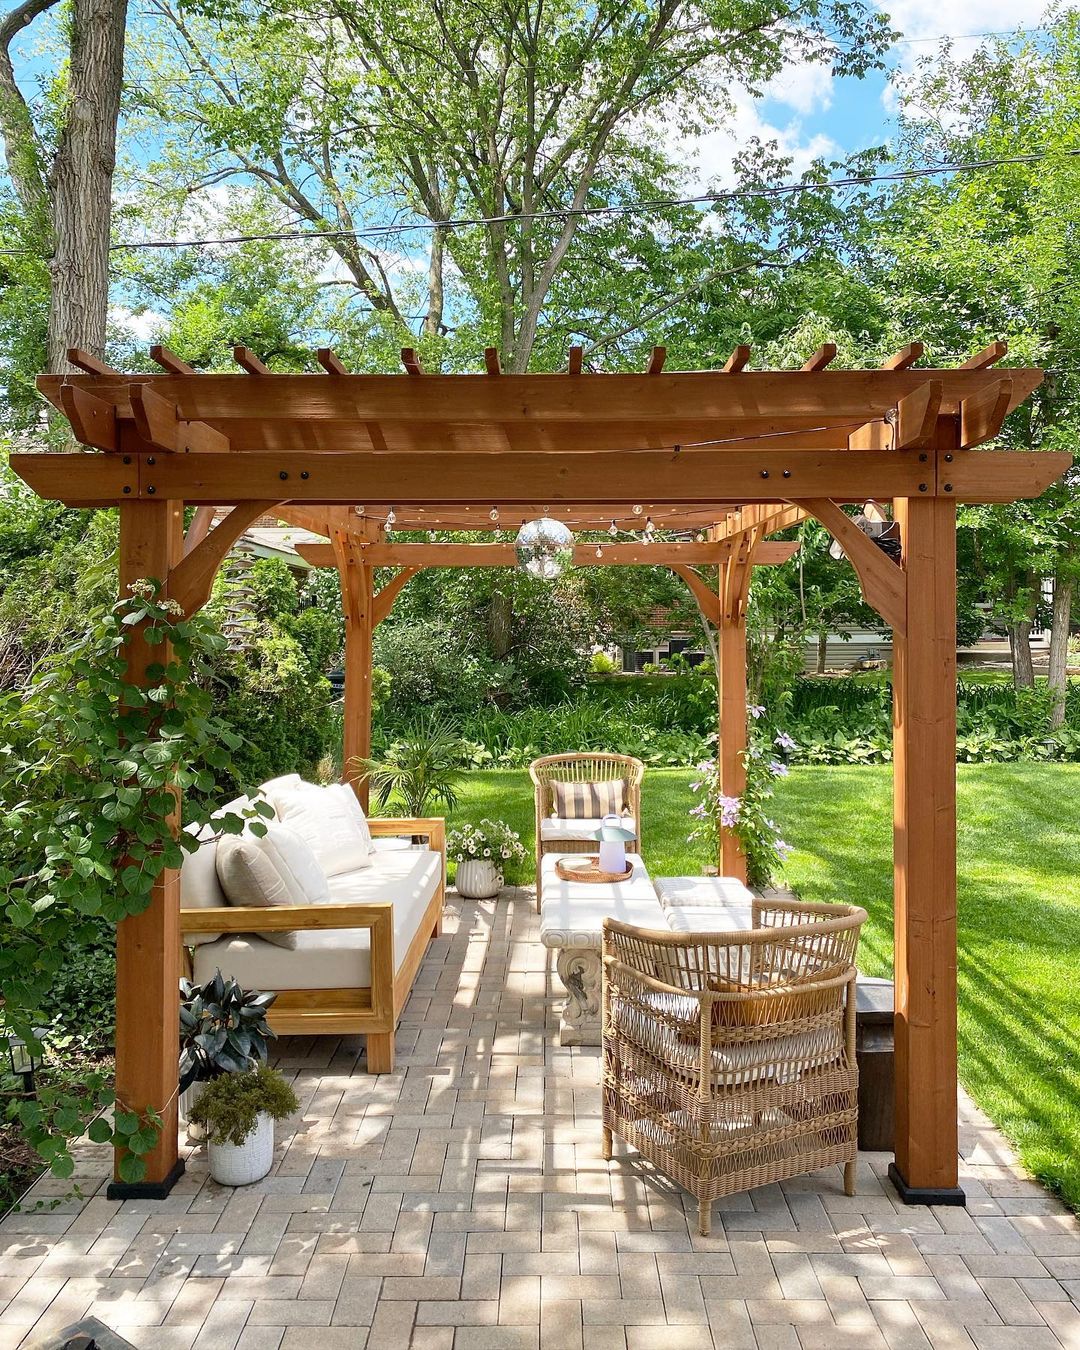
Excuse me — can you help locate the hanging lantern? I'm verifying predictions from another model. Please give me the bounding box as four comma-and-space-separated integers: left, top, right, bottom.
515, 518, 574, 579
828, 500, 900, 562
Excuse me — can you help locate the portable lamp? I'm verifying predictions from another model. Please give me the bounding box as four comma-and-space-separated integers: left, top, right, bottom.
593, 815, 637, 875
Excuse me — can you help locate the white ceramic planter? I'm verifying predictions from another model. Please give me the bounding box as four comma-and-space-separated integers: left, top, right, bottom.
207, 1111, 275, 1186
455, 858, 503, 899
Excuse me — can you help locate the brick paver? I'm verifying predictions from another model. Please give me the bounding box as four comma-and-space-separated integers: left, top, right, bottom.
3, 886, 1078, 1348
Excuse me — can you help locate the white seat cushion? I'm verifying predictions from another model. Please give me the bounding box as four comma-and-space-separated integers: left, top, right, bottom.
191, 849, 442, 991
262, 779, 373, 875
540, 816, 637, 843
654, 876, 755, 910
662, 903, 755, 934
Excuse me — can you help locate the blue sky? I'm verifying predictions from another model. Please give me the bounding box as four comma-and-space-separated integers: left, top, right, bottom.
681, 0, 1055, 187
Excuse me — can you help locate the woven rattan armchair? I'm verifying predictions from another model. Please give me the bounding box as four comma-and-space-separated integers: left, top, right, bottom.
529, 752, 644, 907
601, 898, 866, 1235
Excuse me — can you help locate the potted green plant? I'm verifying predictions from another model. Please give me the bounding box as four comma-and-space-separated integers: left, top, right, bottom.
188, 1064, 299, 1186
179, 973, 277, 1137
447, 819, 527, 899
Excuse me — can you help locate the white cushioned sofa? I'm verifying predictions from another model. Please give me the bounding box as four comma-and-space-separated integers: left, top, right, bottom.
179, 774, 445, 1072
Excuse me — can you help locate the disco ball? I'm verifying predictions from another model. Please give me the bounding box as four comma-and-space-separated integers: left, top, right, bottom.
515, 517, 574, 579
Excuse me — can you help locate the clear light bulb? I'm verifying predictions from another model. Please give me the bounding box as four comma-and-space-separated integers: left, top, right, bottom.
609, 519, 618, 537
632, 504, 644, 516
385, 507, 396, 528
595, 545, 603, 558
428, 530, 437, 542
489, 507, 500, 523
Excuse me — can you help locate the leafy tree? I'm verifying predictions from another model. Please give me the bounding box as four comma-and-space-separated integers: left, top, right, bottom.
129, 0, 893, 368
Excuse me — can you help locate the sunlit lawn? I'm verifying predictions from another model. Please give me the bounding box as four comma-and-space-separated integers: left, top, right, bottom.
447, 764, 1080, 1210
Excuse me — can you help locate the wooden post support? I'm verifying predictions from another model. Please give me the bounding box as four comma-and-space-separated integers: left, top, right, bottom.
889, 424, 964, 1205
715, 538, 749, 883
109, 499, 185, 1198
333, 529, 375, 810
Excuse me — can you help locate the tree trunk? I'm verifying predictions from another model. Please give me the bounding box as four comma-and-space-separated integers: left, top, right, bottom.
1048, 573, 1074, 729
423, 226, 445, 338
46, 0, 127, 373
816, 632, 828, 674
1008, 619, 1035, 689
488, 587, 512, 659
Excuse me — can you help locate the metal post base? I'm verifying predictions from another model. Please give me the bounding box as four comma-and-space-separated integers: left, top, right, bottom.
106, 1156, 185, 1201
888, 1161, 965, 1206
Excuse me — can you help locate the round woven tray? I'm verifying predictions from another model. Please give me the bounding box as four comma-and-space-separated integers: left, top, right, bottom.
555, 855, 633, 884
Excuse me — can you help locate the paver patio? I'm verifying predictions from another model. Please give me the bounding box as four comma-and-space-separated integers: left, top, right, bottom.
3, 885, 1080, 1350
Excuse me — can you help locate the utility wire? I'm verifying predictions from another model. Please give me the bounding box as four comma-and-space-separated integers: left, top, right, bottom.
2, 147, 1077, 259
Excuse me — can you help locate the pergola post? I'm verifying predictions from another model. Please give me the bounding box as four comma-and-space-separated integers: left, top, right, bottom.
889, 458, 964, 1203
715, 540, 749, 883
333, 529, 375, 810
109, 498, 185, 1197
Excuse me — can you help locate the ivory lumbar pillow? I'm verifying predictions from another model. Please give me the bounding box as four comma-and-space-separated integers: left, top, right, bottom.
215, 821, 331, 949
261, 778, 373, 875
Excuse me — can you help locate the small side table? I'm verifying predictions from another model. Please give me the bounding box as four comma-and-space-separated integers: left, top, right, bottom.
856, 976, 894, 1152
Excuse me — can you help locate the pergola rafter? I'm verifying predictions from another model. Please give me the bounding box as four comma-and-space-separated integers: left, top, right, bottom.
12, 340, 1071, 1216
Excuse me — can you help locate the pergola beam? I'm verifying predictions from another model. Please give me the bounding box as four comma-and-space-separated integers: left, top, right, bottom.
294, 540, 798, 568
13, 447, 992, 506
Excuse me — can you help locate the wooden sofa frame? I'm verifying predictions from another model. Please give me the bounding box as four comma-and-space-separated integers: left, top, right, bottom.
180, 817, 445, 1073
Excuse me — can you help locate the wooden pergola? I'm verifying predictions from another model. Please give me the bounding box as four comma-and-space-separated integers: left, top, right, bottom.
13, 338, 1068, 1206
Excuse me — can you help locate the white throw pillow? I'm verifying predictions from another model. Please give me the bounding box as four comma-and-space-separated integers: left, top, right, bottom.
215, 822, 330, 950
262, 778, 373, 875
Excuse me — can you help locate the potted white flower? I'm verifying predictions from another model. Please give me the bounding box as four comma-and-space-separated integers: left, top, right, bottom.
188, 1065, 299, 1186
448, 819, 527, 899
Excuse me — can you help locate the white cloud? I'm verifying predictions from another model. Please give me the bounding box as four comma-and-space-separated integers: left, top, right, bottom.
661, 90, 841, 193
765, 58, 835, 116
109, 304, 165, 342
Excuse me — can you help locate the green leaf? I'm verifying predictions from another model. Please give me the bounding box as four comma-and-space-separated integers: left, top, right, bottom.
87, 1117, 114, 1145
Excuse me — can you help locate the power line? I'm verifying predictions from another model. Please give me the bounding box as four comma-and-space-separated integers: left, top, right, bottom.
892, 26, 1045, 43
3, 147, 1077, 258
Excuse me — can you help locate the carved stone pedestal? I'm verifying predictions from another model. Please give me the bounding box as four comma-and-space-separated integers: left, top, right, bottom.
555, 948, 603, 1045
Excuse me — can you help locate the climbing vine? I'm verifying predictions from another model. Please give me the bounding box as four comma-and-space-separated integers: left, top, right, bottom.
0, 580, 263, 1185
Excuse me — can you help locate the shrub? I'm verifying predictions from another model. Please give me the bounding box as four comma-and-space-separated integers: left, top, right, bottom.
188, 1065, 299, 1147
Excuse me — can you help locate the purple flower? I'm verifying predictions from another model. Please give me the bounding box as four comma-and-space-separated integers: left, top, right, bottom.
774, 838, 793, 860
695, 760, 715, 775
689, 781, 701, 792
768, 759, 789, 778
774, 731, 796, 751
718, 794, 741, 828
689, 803, 707, 818
749, 703, 765, 719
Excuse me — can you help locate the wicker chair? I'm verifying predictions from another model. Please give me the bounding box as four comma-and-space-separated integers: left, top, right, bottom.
529, 752, 644, 907
601, 897, 866, 1236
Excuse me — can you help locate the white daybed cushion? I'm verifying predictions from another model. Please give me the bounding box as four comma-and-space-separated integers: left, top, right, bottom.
262, 778, 373, 875
192, 848, 442, 991
540, 816, 637, 843
216, 822, 330, 951
181, 795, 266, 947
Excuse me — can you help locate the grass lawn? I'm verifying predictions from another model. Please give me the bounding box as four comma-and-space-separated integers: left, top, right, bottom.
447, 764, 1080, 1210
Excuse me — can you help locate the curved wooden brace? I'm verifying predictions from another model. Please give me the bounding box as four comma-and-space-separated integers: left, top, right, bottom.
167, 500, 282, 616
183, 506, 216, 556
670, 565, 720, 626
373, 567, 422, 626
793, 497, 907, 636
723, 526, 762, 623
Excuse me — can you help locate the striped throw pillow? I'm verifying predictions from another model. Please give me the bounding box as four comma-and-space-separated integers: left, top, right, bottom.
551, 778, 627, 820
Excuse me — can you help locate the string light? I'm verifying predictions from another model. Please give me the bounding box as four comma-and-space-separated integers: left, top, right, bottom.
384, 507, 396, 535
595, 545, 603, 558
632, 504, 644, 516
428, 530, 437, 542
609, 519, 618, 537
489, 506, 500, 523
